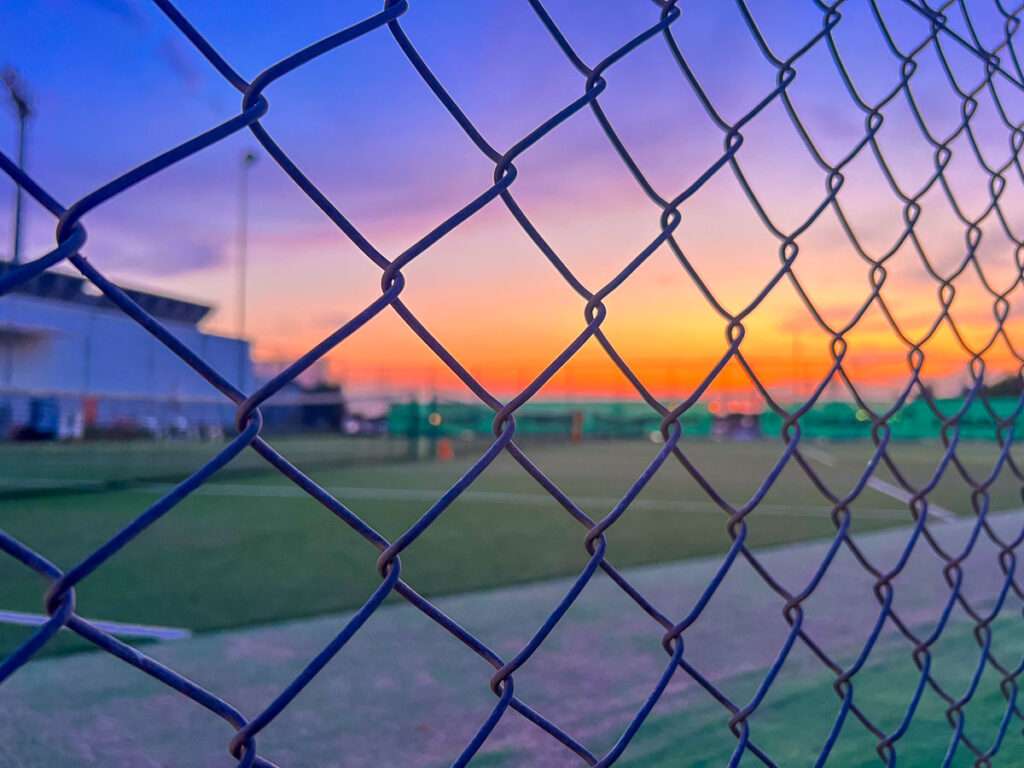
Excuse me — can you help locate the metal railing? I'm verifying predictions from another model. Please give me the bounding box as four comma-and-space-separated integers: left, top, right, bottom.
3, 1, 1024, 765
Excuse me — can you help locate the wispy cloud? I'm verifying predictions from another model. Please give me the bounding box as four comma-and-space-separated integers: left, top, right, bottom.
156, 36, 203, 92
82, 0, 147, 30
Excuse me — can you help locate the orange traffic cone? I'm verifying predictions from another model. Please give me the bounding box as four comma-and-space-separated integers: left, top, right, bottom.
437, 437, 454, 461
570, 410, 584, 443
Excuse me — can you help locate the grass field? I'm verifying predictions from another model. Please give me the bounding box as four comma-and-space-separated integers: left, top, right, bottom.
0, 434, 409, 493
0, 434, 1020, 659
618, 619, 1024, 768
3, 516, 1022, 767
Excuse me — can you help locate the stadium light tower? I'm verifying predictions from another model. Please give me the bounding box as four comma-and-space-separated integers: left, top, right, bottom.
2, 67, 32, 266
236, 150, 258, 388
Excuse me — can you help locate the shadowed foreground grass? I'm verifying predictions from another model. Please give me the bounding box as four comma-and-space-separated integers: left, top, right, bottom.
616, 622, 1024, 768
2, 509, 1022, 767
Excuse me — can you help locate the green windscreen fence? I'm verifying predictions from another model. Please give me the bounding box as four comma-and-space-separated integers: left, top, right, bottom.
760, 397, 1024, 441
392, 397, 1024, 443
387, 400, 713, 440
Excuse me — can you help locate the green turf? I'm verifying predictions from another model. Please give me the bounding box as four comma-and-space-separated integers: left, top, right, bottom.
614, 619, 1024, 768
0, 434, 408, 493
462, 615, 1024, 768
0, 437, 1019, 658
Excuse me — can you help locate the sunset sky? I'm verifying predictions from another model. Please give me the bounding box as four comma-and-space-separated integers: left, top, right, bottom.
3, 0, 1024, 404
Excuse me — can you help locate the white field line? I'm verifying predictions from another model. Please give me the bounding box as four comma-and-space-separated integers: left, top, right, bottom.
799, 444, 837, 467
801, 446, 958, 524
135, 482, 914, 520
0, 610, 191, 641
0, 478, 108, 490
864, 477, 958, 524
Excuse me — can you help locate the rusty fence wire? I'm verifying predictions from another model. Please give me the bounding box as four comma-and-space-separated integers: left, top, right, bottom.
5, 0, 1024, 765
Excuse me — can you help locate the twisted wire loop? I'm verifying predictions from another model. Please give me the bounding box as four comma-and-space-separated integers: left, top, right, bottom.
3, 0, 1024, 764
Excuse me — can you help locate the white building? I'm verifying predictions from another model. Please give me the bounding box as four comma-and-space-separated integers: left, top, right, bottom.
0, 261, 251, 438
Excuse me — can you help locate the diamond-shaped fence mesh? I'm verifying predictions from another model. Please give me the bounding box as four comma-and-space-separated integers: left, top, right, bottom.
4, 0, 1024, 765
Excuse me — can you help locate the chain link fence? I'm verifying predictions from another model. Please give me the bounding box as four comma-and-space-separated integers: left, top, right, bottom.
4, 0, 1024, 765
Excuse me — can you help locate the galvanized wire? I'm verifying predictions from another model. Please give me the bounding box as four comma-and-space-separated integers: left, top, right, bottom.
3, 0, 1024, 765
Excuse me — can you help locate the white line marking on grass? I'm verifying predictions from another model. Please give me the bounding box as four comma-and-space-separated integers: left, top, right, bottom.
799, 444, 958, 524
136, 483, 912, 520
864, 477, 958, 524
800, 444, 837, 467
0, 478, 108, 491
0, 610, 191, 641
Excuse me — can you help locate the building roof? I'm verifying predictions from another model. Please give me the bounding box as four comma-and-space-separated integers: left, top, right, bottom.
0, 260, 211, 326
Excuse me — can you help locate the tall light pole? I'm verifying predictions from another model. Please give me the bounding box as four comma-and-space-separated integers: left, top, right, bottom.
791, 328, 801, 400
236, 150, 257, 388
2, 67, 32, 266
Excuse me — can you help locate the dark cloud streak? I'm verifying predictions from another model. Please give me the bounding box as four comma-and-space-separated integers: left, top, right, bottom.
81, 0, 147, 30
156, 37, 203, 92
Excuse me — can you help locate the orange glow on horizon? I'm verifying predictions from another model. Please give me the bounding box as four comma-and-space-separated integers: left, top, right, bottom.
172, 173, 1024, 407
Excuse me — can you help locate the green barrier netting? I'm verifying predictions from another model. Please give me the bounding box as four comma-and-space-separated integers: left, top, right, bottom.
893, 397, 1024, 441
387, 401, 712, 440
763, 398, 1024, 441
761, 401, 871, 441
390, 398, 1024, 444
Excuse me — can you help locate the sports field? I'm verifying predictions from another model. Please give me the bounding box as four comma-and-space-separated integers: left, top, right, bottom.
0, 434, 1018, 659
2, 435, 1023, 765
3, 509, 1022, 767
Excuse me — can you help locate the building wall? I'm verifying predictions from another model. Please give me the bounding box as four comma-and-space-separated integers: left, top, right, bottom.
0, 294, 251, 436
